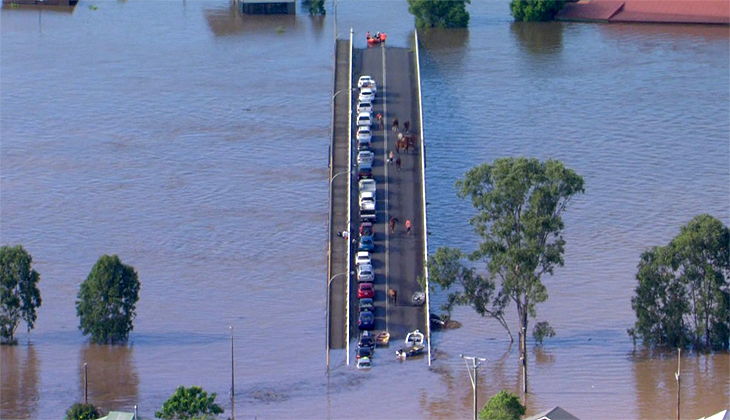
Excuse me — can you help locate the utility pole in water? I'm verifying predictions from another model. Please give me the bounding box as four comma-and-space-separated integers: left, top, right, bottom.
461, 354, 486, 420
675, 348, 681, 420
230, 326, 235, 420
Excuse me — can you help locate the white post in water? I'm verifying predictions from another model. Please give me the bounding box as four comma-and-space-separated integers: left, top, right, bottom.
83, 362, 88, 404
461, 354, 486, 420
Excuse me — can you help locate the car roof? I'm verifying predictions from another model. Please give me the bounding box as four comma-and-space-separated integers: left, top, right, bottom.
358, 263, 373, 270
360, 87, 373, 93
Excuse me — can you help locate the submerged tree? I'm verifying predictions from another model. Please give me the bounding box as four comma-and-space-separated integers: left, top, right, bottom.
155, 386, 224, 420
76, 255, 140, 344
428, 157, 584, 393
479, 390, 526, 420
65, 402, 101, 420
304, 0, 325, 16
510, 0, 565, 21
629, 214, 730, 351
407, 0, 470, 28
0, 245, 42, 345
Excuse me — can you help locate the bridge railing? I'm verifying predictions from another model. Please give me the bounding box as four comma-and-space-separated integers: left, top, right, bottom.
414, 28, 432, 367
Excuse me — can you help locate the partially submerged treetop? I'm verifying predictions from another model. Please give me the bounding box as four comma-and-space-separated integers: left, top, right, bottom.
76, 254, 140, 345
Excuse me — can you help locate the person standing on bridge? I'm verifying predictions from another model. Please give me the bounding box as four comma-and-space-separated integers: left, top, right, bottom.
388, 150, 394, 165
392, 118, 399, 132
396, 156, 401, 171
404, 120, 410, 133
405, 219, 411, 235
376, 113, 383, 130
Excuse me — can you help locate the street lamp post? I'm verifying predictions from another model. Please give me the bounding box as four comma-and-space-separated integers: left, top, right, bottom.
460, 354, 487, 420
326, 271, 347, 373
229, 326, 235, 420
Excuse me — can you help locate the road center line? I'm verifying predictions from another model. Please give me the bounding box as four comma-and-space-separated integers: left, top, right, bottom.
382, 44, 389, 331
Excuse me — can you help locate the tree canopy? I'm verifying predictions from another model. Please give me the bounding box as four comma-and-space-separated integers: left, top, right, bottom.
479, 390, 526, 420
428, 157, 584, 392
510, 0, 565, 21
76, 255, 140, 344
155, 386, 224, 420
65, 402, 101, 420
629, 214, 730, 351
407, 0, 470, 28
304, 0, 325, 16
0, 245, 42, 345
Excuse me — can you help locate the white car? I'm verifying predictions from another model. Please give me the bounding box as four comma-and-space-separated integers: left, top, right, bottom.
357, 101, 373, 114
357, 126, 372, 144
357, 264, 374, 282
356, 251, 371, 266
359, 178, 376, 194
356, 112, 372, 127
357, 150, 374, 165
359, 88, 375, 102
358, 75, 374, 88
359, 191, 375, 208
357, 356, 372, 370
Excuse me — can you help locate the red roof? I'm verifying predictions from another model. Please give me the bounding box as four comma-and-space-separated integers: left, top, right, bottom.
557, 0, 729, 24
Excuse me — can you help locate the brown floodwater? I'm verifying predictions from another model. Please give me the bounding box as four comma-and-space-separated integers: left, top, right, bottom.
1, 1, 728, 419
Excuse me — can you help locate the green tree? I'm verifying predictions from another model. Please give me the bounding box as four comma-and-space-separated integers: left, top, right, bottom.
428, 157, 584, 393
629, 214, 730, 351
510, 0, 565, 21
0, 245, 42, 345
310, 0, 325, 15
479, 390, 526, 420
155, 386, 224, 420
76, 255, 140, 344
407, 0, 470, 28
532, 321, 555, 346
65, 402, 101, 420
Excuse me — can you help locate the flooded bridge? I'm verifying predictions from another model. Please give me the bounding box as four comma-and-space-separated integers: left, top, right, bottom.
327, 30, 430, 369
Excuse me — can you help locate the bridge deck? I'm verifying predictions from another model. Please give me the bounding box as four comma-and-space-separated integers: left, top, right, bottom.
329, 40, 427, 364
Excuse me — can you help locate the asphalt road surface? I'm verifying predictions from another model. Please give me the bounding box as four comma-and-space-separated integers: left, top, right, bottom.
352, 44, 426, 354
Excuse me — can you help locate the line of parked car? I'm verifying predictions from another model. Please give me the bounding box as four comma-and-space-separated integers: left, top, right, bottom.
355, 75, 379, 371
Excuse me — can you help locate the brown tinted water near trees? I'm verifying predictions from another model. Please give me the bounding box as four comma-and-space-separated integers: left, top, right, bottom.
1, 1, 728, 419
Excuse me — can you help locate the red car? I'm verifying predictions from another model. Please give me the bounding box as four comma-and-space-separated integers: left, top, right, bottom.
359, 221, 373, 237
357, 283, 374, 299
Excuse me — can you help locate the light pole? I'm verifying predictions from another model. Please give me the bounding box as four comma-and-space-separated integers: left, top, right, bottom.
230, 326, 235, 420
327, 271, 347, 373
460, 354, 487, 420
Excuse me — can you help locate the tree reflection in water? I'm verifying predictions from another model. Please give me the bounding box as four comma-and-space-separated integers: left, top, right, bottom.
79, 344, 139, 414
510, 21, 564, 55
0, 344, 39, 419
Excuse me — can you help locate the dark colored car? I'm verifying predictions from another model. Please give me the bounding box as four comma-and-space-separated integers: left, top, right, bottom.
358, 331, 375, 350
358, 162, 373, 180
357, 283, 374, 299
358, 310, 375, 330
359, 298, 375, 312
358, 235, 374, 252
356, 345, 373, 360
